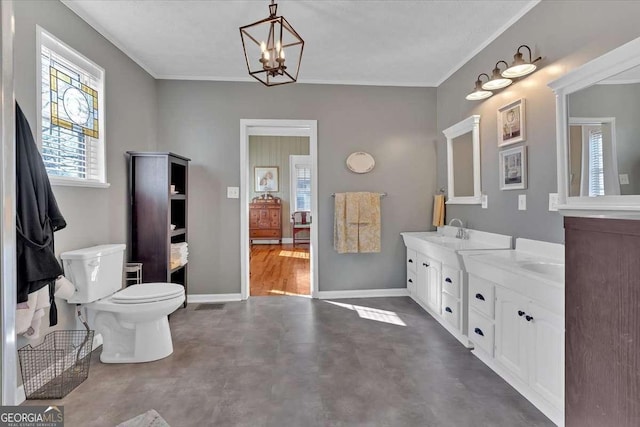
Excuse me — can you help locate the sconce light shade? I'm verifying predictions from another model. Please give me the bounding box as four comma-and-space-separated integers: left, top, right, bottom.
482, 61, 512, 90
239, 0, 304, 87
502, 45, 541, 78
466, 74, 493, 100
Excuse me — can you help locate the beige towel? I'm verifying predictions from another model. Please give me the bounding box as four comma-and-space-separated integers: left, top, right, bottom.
432, 194, 445, 227
334, 192, 381, 253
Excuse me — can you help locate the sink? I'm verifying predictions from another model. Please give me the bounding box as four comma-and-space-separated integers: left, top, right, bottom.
519, 262, 564, 281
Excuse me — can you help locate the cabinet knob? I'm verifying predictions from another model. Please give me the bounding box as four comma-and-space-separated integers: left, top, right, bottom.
422, 262, 429, 267
475, 293, 485, 301
474, 327, 484, 337
408, 279, 413, 283
518, 310, 525, 317
408, 259, 413, 263
525, 315, 534, 322
445, 278, 452, 283
445, 307, 452, 313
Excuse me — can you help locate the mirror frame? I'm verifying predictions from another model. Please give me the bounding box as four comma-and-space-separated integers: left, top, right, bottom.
549, 36, 640, 215
443, 115, 481, 205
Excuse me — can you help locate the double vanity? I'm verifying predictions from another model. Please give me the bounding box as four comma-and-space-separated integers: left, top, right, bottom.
402, 225, 565, 426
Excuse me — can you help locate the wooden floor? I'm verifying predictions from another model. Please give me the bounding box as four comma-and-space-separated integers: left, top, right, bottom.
250, 243, 310, 296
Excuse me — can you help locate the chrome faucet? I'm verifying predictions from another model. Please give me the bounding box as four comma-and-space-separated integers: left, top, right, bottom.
448, 218, 467, 239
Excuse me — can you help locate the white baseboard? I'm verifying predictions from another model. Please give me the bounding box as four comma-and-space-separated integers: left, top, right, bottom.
187, 293, 243, 303
317, 288, 409, 300
251, 238, 293, 244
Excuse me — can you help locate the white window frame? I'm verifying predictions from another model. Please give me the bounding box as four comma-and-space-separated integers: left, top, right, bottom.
289, 155, 312, 215
36, 26, 109, 188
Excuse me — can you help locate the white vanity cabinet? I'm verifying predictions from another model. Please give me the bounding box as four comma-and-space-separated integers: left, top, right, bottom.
401, 227, 512, 348
463, 239, 565, 427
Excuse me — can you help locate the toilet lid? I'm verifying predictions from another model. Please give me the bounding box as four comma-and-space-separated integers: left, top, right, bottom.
112, 283, 184, 304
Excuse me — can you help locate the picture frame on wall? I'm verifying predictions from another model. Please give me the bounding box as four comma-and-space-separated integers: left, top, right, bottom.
255, 166, 279, 192
497, 98, 526, 147
499, 146, 527, 190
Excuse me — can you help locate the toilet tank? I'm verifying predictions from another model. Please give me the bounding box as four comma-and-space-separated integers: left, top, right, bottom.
60, 244, 126, 304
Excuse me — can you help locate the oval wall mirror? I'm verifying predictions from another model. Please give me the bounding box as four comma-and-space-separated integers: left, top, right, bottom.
346, 152, 375, 173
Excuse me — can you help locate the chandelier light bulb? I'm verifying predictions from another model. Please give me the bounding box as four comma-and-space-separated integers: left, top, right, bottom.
260, 41, 266, 53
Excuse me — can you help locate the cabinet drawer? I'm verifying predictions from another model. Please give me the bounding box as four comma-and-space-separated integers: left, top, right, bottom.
469, 275, 495, 319
250, 229, 280, 238
407, 271, 416, 297
441, 293, 460, 331
441, 265, 461, 298
469, 310, 494, 357
406, 249, 417, 273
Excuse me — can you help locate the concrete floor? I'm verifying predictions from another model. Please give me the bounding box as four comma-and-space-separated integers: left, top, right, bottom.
24, 297, 554, 427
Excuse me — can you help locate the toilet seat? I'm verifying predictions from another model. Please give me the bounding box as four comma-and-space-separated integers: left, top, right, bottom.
112, 283, 184, 304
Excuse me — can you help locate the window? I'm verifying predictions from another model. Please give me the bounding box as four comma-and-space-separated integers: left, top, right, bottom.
289, 155, 312, 213
37, 27, 108, 187
588, 127, 604, 197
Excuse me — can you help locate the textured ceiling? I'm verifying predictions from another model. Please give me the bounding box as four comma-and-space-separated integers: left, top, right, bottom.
62, 0, 539, 86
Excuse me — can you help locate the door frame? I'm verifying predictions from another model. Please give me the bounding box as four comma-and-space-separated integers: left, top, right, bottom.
239, 119, 318, 299
1, 0, 18, 406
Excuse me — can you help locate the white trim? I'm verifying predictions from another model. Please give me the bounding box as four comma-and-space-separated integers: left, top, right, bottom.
289, 155, 312, 216
59, 1, 158, 78
548, 35, 640, 215
155, 74, 437, 87
317, 288, 409, 300
50, 176, 111, 188
1, 0, 17, 407
443, 115, 482, 205
251, 238, 293, 245
241, 120, 318, 300
435, 0, 541, 86
248, 127, 311, 137
187, 293, 243, 304
597, 78, 640, 85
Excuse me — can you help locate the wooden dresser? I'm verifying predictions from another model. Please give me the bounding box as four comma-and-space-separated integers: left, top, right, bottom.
249, 196, 282, 244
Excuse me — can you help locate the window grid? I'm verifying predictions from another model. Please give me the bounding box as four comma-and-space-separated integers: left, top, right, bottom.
295, 166, 311, 211
40, 44, 101, 181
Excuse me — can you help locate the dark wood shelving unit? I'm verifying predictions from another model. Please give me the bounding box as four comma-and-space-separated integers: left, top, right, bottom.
128, 152, 190, 307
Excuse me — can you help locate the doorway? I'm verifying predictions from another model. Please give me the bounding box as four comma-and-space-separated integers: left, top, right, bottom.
240, 120, 318, 300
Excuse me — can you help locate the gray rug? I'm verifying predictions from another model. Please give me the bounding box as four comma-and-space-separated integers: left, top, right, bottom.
117, 410, 170, 427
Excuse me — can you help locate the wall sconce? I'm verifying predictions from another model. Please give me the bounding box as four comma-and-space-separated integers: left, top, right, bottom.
466, 74, 493, 100
482, 61, 513, 90
466, 44, 541, 101
502, 45, 542, 78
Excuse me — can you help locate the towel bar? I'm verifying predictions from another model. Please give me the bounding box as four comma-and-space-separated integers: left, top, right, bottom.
331, 192, 386, 197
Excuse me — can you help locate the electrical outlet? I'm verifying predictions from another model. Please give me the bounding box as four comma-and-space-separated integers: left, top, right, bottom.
549, 193, 559, 211
227, 187, 239, 198
619, 174, 630, 185
518, 194, 527, 211
481, 194, 488, 209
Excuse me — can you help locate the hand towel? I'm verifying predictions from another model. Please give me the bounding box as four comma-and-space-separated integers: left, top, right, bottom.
432, 194, 445, 227
357, 192, 381, 253
54, 275, 75, 300
334, 193, 358, 253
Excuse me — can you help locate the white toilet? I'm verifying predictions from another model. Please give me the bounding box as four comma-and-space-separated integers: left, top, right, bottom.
60, 244, 185, 364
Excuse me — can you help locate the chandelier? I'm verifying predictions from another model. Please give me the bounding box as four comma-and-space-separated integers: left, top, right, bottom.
239, 0, 304, 87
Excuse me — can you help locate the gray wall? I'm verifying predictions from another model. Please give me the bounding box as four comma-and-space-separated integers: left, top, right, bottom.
156, 82, 437, 294
249, 135, 310, 238
13, 0, 157, 345
568, 83, 640, 195
436, 0, 640, 243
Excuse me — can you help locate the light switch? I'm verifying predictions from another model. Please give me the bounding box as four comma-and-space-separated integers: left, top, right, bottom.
619, 174, 630, 185
518, 194, 527, 211
481, 194, 488, 209
549, 193, 559, 212
227, 187, 239, 199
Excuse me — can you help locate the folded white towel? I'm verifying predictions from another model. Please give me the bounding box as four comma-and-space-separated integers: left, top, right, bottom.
54, 276, 76, 300
24, 309, 45, 340
16, 293, 37, 335
18, 286, 50, 339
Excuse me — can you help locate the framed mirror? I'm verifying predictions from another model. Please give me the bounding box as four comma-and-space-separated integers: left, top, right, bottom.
443, 115, 481, 204
549, 36, 640, 215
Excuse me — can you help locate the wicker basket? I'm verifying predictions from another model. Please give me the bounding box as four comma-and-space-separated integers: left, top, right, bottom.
18, 330, 94, 399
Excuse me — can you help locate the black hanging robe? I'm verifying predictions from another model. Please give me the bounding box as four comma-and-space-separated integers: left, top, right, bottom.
16, 102, 67, 327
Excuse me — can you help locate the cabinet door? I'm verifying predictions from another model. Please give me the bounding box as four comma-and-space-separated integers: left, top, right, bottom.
258, 209, 270, 228
249, 208, 260, 228
527, 302, 564, 409
269, 208, 280, 227
407, 271, 416, 297
416, 253, 429, 304
495, 287, 529, 381
426, 258, 441, 314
